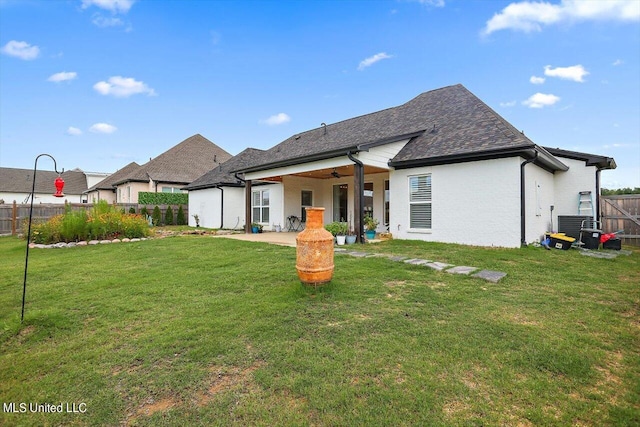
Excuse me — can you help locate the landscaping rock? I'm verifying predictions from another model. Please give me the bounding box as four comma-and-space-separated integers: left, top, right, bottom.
130, 238, 141, 242
67, 242, 77, 248
112, 239, 121, 243
54, 242, 68, 248
121, 238, 130, 243
28, 243, 36, 249
77, 241, 88, 246
88, 240, 100, 245
99, 240, 111, 244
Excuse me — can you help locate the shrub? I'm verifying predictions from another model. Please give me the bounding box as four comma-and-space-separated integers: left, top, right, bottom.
176, 205, 186, 225
140, 206, 149, 218
60, 209, 89, 242
138, 192, 188, 205
129, 207, 136, 214
26, 201, 150, 243
152, 206, 162, 226
165, 206, 174, 225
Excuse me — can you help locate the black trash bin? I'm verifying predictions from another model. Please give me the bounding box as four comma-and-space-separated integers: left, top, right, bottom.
580, 229, 601, 250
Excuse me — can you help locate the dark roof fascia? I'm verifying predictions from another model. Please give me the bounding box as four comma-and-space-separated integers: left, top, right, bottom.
235, 146, 360, 175
236, 131, 427, 175
390, 145, 569, 173
182, 181, 244, 191
543, 147, 616, 170
151, 179, 191, 186
111, 178, 149, 186
83, 187, 116, 194
389, 146, 536, 169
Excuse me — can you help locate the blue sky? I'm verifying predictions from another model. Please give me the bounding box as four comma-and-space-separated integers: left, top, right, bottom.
1, 0, 638, 188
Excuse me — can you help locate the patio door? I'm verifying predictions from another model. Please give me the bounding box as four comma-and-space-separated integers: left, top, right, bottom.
301, 190, 313, 222
333, 184, 348, 222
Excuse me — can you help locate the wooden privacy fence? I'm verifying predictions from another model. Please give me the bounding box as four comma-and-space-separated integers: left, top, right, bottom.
0, 202, 188, 236
601, 195, 640, 247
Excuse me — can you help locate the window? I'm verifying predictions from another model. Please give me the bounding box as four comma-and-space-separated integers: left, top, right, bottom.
384, 180, 390, 226
162, 187, 183, 193
301, 190, 313, 222
364, 182, 373, 218
333, 184, 348, 222
409, 175, 432, 229
252, 189, 270, 224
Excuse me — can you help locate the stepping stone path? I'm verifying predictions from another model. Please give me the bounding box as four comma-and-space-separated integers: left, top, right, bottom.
334, 248, 507, 283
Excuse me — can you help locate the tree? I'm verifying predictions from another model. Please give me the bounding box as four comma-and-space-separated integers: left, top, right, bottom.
176, 205, 186, 225
165, 206, 174, 226
152, 206, 162, 226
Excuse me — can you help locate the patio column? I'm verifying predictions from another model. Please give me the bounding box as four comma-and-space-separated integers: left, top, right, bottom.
347, 152, 365, 244
245, 179, 252, 233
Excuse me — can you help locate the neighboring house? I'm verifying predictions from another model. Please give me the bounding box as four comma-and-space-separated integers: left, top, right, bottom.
189, 84, 615, 248
84, 162, 140, 204
0, 167, 89, 204
184, 148, 267, 229
89, 134, 232, 204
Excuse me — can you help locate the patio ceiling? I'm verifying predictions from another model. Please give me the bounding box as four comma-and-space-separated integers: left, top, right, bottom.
259, 164, 388, 182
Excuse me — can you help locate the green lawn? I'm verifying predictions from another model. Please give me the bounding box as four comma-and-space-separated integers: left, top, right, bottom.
1, 235, 638, 426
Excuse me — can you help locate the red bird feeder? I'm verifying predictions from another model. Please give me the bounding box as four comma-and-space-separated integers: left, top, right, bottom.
54, 175, 65, 197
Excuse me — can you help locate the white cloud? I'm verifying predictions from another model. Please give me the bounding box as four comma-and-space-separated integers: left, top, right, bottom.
260, 113, 291, 126
93, 76, 156, 97
522, 92, 561, 108
66, 126, 82, 136
89, 123, 117, 134
81, 0, 135, 14
544, 64, 589, 82
530, 75, 545, 84
1, 40, 40, 60
358, 52, 393, 71
48, 71, 77, 83
500, 100, 517, 107
92, 14, 124, 27
612, 59, 624, 66
410, 0, 445, 7
482, 0, 640, 35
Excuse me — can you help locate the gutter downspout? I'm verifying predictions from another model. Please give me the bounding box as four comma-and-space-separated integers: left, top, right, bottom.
215, 185, 224, 229
595, 169, 601, 223
234, 173, 252, 234
347, 151, 364, 243
521, 151, 538, 246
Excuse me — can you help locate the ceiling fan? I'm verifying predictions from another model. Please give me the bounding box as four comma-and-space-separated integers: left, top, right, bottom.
330, 168, 341, 178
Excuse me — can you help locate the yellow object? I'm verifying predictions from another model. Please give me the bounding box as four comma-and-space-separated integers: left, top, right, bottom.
550, 233, 575, 243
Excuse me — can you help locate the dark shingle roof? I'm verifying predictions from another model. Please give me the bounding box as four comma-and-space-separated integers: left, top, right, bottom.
238, 84, 537, 173
184, 148, 266, 190
114, 134, 232, 185
85, 162, 141, 192
0, 167, 88, 195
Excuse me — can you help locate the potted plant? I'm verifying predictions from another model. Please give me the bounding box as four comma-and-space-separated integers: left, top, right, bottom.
325, 221, 347, 245
335, 221, 348, 245
251, 222, 263, 233
346, 213, 356, 244
364, 215, 379, 240
192, 214, 200, 228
